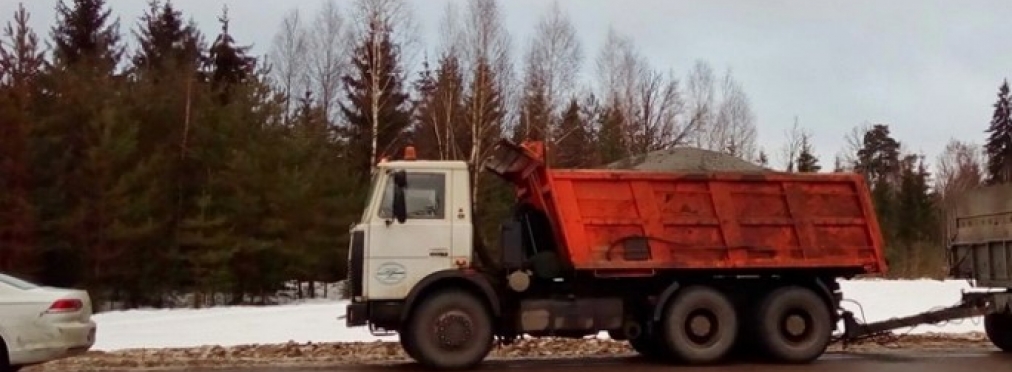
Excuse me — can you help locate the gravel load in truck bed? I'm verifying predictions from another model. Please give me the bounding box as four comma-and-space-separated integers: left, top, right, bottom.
603, 147, 771, 172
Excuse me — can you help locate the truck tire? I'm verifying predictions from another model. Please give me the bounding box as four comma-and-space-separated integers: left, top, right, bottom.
628, 331, 667, 361
659, 286, 738, 364
399, 330, 422, 361
403, 289, 494, 370
984, 313, 1012, 352
752, 286, 832, 363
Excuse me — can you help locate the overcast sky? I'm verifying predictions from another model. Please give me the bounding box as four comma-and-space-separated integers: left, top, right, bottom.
4, 0, 1012, 169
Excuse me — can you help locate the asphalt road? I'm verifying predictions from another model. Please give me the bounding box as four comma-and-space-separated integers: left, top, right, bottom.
207, 350, 1012, 372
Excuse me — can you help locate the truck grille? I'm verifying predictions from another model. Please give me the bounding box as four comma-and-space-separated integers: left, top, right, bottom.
348, 230, 365, 298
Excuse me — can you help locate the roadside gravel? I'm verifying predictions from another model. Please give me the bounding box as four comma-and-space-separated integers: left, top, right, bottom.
25, 333, 996, 372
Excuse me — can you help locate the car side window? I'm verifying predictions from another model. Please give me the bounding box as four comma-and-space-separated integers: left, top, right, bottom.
378, 172, 446, 220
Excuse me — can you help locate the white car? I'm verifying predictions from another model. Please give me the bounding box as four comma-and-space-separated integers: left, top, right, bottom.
0, 273, 96, 372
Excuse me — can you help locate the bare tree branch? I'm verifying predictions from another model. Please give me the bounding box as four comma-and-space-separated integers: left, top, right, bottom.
779, 116, 805, 172
837, 123, 871, 170
306, 0, 349, 122
268, 8, 309, 119
595, 28, 691, 156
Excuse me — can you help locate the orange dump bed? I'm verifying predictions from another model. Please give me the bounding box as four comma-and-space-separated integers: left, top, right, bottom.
485, 140, 887, 276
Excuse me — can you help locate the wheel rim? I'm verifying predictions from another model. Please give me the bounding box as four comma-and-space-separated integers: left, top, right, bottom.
432, 309, 474, 350
684, 309, 720, 346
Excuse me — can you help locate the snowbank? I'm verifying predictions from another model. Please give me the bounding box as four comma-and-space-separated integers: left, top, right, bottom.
90, 279, 989, 351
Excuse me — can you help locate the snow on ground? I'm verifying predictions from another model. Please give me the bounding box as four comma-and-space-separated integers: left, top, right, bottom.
90, 279, 990, 351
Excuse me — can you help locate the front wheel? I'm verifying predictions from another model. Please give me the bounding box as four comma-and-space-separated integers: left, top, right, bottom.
404, 289, 494, 370
984, 312, 1012, 352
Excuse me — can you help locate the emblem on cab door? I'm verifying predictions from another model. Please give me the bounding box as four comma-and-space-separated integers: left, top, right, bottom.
375, 262, 407, 285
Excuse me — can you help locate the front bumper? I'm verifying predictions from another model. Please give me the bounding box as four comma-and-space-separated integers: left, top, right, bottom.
346, 302, 368, 327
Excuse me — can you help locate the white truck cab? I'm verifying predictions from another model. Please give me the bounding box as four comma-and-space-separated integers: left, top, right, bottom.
344, 156, 480, 326
342, 143, 525, 370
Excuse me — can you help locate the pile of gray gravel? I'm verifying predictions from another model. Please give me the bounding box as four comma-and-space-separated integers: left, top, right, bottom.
604, 147, 772, 173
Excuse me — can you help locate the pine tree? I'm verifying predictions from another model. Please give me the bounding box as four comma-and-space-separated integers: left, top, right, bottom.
339, 16, 412, 184
985, 80, 1012, 185
853, 124, 903, 275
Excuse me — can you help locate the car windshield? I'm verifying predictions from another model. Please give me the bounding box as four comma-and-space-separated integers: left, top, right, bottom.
0, 273, 40, 290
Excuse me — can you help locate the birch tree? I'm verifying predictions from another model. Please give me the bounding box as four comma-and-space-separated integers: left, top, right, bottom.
460, 0, 513, 186
339, 0, 414, 181
519, 0, 582, 158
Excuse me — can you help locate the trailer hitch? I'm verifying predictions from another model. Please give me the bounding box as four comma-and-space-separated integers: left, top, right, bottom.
835, 292, 995, 347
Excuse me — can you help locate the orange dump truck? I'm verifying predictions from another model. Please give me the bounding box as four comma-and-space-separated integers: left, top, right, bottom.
345, 139, 895, 369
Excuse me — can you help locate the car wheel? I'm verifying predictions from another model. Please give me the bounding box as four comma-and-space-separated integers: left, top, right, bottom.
0, 336, 14, 372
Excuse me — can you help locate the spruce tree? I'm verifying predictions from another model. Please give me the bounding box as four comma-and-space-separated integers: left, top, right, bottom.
0, 4, 45, 279
796, 135, 821, 173
553, 97, 592, 168
411, 53, 466, 160
339, 17, 412, 184
50, 0, 123, 72
132, 0, 204, 74
515, 76, 551, 144
34, 0, 126, 289
596, 97, 628, 166
985, 80, 1012, 184
207, 6, 255, 104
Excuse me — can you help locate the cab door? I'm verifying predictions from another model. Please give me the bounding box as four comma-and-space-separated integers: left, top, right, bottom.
366, 169, 453, 300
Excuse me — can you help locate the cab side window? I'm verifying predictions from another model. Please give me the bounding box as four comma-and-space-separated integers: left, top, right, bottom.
378, 172, 446, 220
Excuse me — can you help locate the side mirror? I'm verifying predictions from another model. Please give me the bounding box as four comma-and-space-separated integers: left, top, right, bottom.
392, 170, 407, 223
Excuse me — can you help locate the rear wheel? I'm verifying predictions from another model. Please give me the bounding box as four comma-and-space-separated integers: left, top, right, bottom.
753, 286, 832, 363
404, 289, 494, 370
984, 312, 1012, 352
659, 286, 738, 364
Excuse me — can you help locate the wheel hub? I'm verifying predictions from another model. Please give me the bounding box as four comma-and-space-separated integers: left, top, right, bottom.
785, 314, 807, 336
689, 314, 713, 337
434, 311, 473, 349
684, 310, 719, 345
781, 310, 813, 342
